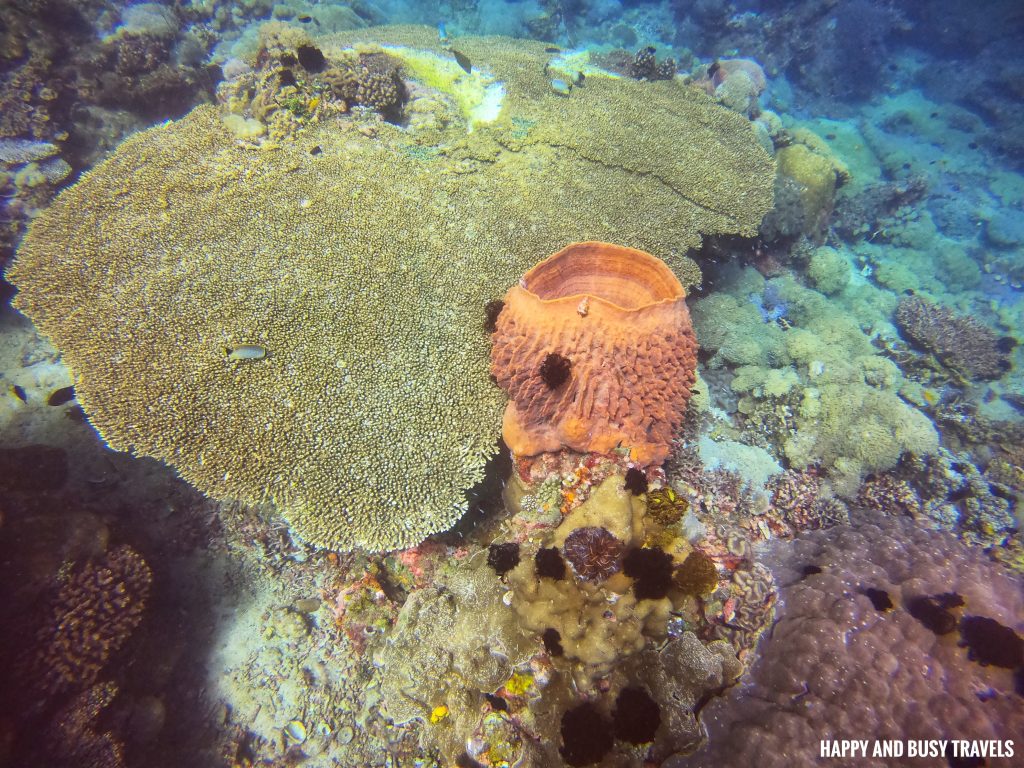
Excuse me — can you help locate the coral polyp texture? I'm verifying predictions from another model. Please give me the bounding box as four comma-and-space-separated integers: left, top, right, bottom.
895, 294, 1014, 381
35, 545, 152, 695
689, 514, 1024, 768
8, 26, 774, 551
491, 242, 700, 466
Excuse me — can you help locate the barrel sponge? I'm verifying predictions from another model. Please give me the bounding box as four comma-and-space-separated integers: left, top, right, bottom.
8, 28, 773, 552
688, 514, 1024, 767
491, 242, 698, 466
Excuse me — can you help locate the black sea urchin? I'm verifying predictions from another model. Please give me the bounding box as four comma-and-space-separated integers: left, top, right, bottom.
539, 352, 572, 389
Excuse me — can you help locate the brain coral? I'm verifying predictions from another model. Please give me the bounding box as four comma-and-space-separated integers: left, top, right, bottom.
8, 26, 774, 551
491, 242, 698, 466
688, 514, 1024, 768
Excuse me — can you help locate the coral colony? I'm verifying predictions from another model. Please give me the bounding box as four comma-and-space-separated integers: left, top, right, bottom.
0, 2, 1021, 767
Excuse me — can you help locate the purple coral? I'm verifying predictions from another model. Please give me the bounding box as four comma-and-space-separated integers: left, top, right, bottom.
895, 295, 1014, 380
562, 526, 624, 582
686, 514, 1024, 768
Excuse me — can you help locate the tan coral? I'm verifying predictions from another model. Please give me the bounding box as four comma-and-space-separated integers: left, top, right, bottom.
491, 242, 698, 466
9, 28, 769, 552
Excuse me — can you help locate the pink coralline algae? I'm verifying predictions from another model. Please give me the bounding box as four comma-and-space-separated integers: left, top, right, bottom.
685, 513, 1024, 768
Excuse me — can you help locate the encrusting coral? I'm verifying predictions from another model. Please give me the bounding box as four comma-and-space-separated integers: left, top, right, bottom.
9, 26, 774, 552
491, 242, 699, 466
34, 545, 152, 695
689, 513, 1024, 768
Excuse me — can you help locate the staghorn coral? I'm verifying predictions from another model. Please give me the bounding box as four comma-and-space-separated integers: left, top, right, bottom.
491, 242, 699, 466
36, 545, 152, 695
895, 295, 1014, 381
688, 514, 1024, 768
10, 28, 773, 552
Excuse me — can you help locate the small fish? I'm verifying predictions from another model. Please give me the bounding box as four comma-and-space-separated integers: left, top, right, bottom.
438, 21, 449, 46
722, 597, 737, 624
544, 46, 561, 53
47, 385, 75, 406
575, 71, 585, 86
452, 48, 472, 74
297, 13, 312, 23
549, 78, 571, 96
226, 344, 268, 361
10, 384, 27, 403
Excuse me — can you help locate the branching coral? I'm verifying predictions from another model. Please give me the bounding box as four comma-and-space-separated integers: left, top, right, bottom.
895, 295, 1014, 381
35, 545, 152, 695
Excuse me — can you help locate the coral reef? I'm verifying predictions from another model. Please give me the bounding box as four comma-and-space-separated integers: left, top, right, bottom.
625, 632, 743, 762
377, 559, 533, 757
34, 545, 152, 695
895, 295, 1014, 381
766, 468, 848, 532
506, 475, 674, 677
805, 245, 850, 295
688, 513, 1024, 767
857, 473, 923, 520
690, 58, 767, 117
492, 242, 699, 466
774, 138, 844, 239
629, 46, 676, 81
35, 682, 125, 768
9, 28, 774, 551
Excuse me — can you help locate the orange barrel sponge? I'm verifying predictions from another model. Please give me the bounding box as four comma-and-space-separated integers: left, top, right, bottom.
490, 242, 698, 466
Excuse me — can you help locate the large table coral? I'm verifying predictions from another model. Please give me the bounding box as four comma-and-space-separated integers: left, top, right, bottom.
9, 26, 774, 551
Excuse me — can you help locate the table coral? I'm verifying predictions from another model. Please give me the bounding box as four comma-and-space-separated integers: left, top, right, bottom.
492, 242, 699, 466
9, 27, 774, 552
